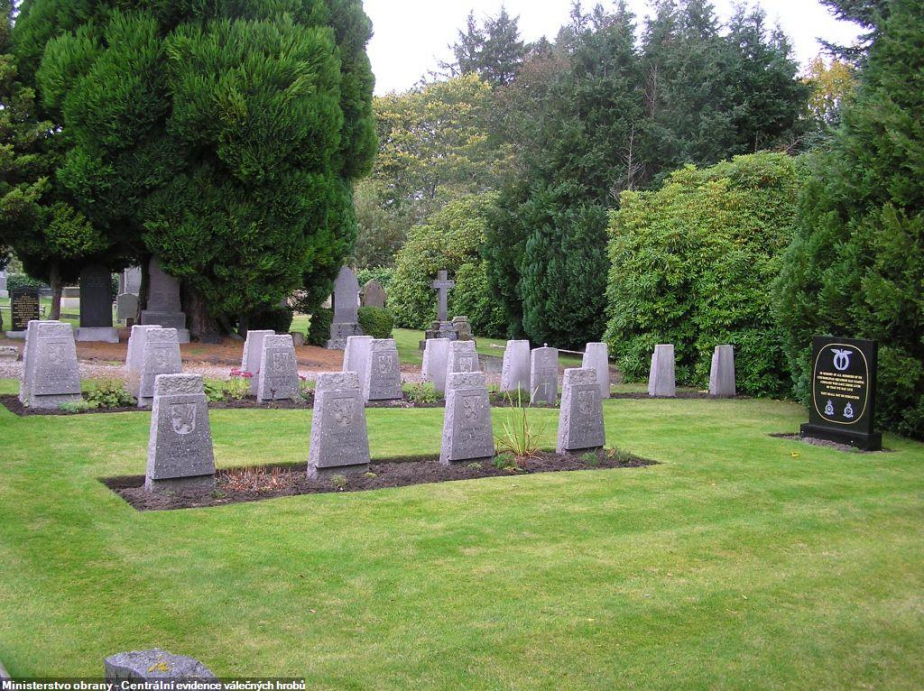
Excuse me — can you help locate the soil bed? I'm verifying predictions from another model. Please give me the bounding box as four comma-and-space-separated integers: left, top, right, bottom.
0, 393, 313, 416
769, 432, 890, 453
106, 450, 657, 512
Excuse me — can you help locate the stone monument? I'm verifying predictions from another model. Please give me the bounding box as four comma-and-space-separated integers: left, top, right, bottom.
116, 293, 139, 323
145, 374, 215, 493
105, 649, 216, 683
0, 269, 7, 298
447, 340, 480, 378
125, 325, 159, 390
138, 328, 182, 408
440, 371, 495, 465
140, 257, 189, 343
500, 340, 531, 394
360, 279, 387, 308
531, 346, 559, 405
76, 264, 119, 343
648, 344, 676, 397
343, 335, 373, 391
423, 337, 451, 394
709, 345, 736, 397
556, 368, 606, 454
256, 334, 299, 402
362, 338, 402, 401
119, 267, 142, 295
19, 320, 81, 409
582, 342, 611, 399
307, 371, 371, 478
326, 267, 363, 349
241, 329, 275, 395
7, 287, 40, 338
60, 286, 80, 312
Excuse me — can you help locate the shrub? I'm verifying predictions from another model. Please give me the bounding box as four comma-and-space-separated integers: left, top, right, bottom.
203, 381, 226, 403
356, 267, 396, 292
357, 306, 394, 339
86, 380, 135, 408
224, 377, 249, 400
495, 389, 547, 460
7, 274, 47, 292
604, 153, 800, 397
307, 308, 333, 347
248, 307, 294, 334
405, 382, 439, 404
59, 399, 97, 413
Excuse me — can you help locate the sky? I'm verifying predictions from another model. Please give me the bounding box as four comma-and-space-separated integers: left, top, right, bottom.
363, 0, 863, 95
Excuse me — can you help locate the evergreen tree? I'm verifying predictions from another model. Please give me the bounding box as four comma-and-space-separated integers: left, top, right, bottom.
448, 7, 525, 87
775, 0, 924, 438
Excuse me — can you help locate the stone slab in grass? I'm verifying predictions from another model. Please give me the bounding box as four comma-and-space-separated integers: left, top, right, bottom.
441, 371, 494, 465
256, 334, 298, 402
104, 649, 216, 682
557, 367, 605, 454
307, 371, 371, 478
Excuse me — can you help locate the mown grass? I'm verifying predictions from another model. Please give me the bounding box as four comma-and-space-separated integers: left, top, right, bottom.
0, 378, 922, 688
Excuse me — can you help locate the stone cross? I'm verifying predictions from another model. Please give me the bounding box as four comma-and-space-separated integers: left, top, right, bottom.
431, 270, 455, 322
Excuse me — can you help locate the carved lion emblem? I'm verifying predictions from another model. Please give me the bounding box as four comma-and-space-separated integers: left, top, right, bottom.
169, 403, 197, 435
332, 398, 355, 428
578, 390, 595, 415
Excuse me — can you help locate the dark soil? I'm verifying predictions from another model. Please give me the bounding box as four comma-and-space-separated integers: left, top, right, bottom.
610, 391, 737, 400
105, 450, 657, 512
0, 393, 314, 416
769, 432, 890, 454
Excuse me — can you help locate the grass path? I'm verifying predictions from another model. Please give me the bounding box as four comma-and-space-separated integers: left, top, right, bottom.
0, 380, 922, 688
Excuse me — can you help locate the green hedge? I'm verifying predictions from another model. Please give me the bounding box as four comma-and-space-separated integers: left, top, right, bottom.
358, 306, 394, 339
7, 274, 48, 292
307, 308, 333, 347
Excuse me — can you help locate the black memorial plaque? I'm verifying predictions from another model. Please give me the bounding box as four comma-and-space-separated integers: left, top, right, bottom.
800, 335, 881, 451
10, 287, 40, 332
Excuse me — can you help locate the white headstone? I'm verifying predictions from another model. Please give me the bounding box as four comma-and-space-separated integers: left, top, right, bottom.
447, 340, 480, 378
307, 372, 371, 478
500, 340, 531, 394
440, 371, 494, 465
582, 342, 611, 399
343, 335, 373, 392
556, 368, 606, 454
362, 338, 402, 402
241, 330, 275, 395
530, 346, 558, 405
138, 328, 183, 408
19, 320, 81, 409
425, 338, 451, 394
709, 345, 736, 397
648, 344, 676, 398
256, 334, 299, 402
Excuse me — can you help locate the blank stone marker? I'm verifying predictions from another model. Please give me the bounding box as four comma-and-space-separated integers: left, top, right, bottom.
307, 372, 371, 478
423, 338, 451, 393
440, 371, 494, 465
709, 345, 736, 397
447, 340, 480, 377
362, 338, 402, 401
530, 346, 558, 405
582, 342, 611, 399
138, 328, 182, 408
557, 368, 606, 454
241, 329, 275, 395
343, 335, 373, 391
19, 320, 81, 409
648, 344, 676, 398
126, 325, 159, 383
500, 340, 531, 393
145, 374, 215, 494
256, 334, 299, 402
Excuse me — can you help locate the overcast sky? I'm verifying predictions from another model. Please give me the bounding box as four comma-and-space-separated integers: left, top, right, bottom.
363, 0, 862, 95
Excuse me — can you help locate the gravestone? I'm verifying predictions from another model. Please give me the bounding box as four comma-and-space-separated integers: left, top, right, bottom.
256, 334, 299, 402
138, 328, 182, 408
76, 264, 118, 343
531, 346, 559, 405
343, 335, 373, 394
0, 345, 18, 362
241, 329, 275, 395
119, 267, 142, 295
116, 293, 139, 323
556, 368, 606, 454
105, 649, 216, 683
0, 269, 7, 298
60, 286, 80, 311
19, 320, 81, 409
709, 345, 736, 397
140, 257, 189, 343
800, 336, 881, 451
582, 342, 611, 399
7, 287, 40, 337
290, 331, 305, 347
648, 344, 676, 398
432, 270, 455, 322
447, 341, 480, 381
424, 338, 451, 393
440, 371, 494, 465
307, 371, 371, 478
145, 374, 215, 493
125, 325, 159, 394
361, 279, 387, 308
363, 338, 402, 401
451, 316, 473, 341
326, 267, 363, 349
501, 340, 531, 394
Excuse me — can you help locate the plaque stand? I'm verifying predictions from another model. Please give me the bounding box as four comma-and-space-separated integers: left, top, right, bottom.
799, 423, 882, 452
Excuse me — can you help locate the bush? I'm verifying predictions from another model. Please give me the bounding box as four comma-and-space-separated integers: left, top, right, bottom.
248, 307, 294, 334
357, 306, 394, 339
86, 380, 136, 408
7, 274, 48, 292
604, 153, 800, 397
356, 267, 396, 292
307, 308, 333, 347
453, 261, 507, 338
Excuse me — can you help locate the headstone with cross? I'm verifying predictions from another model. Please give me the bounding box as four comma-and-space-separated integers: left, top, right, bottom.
431, 271, 455, 322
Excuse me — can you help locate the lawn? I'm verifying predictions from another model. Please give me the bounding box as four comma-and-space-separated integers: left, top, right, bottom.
0, 378, 922, 688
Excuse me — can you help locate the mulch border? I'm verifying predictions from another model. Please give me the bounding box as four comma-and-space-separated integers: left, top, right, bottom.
768, 432, 891, 454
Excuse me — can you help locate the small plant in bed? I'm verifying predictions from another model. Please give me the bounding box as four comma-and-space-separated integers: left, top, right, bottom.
406, 381, 439, 404
496, 389, 547, 460
86, 380, 135, 408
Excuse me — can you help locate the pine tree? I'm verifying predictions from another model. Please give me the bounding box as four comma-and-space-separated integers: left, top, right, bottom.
448, 7, 525, 87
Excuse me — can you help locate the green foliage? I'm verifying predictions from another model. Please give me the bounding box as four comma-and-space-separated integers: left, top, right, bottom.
452, 260, 507, 338
774, 0, 924, 438
405, 382, 439, 405
496, 389, 546, 459
492, 452, 519, 471
307, 307, 333, 347
85, 379, 135, 408
58, 399, 96, 413
248, 307, 294, 335
329, 474, 348, 490
203, 381, 226, 404
357, 306, 394, 339
6, 274, 47, 291
448, 8, 526, 87
355, 266, 395, 292
605, 153, 800, 397
224, 377, 249, 401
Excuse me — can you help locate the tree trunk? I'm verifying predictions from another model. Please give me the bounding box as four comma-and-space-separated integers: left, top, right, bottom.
49, 261, 62, 321
182, 283, 219, 341
136, 256, 150, 323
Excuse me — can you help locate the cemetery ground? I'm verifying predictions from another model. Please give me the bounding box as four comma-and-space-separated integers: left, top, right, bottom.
1, 376, 923, 688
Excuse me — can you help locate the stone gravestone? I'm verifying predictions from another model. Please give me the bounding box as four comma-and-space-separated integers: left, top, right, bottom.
19, 320, 81, 409
105, 649, 216, 683
447, 340, 480, 381
582, 342, 611, 399
138, 328, 182, 408
145, 374, 215, 493
125, 325, 159, 395
0, 269, 7, 298
307, 371, 371, 478
440, 371, 495, 465
531, 346, 559, 405
76, 264, 118, 343
648, 344, 676, 397
343, 335, 373, 392
501, 340, 531, 394
556, 368, 606, 454
7, 287, 40, 338
432, 270, 455, 323
0, 345, 18, 362
361, 279, 387, 308
423, 337, 451, 393
451, 316, 473, 341
363, 338, 402, 401
256, 334, 299, 402
709, 345, 736, 397
119, 267, 142, 295
140, 257, 189, 343
241, 329, 275, 395
800, 336, 881, 451
116, 293, 139, 323
326, 267, 363, 349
